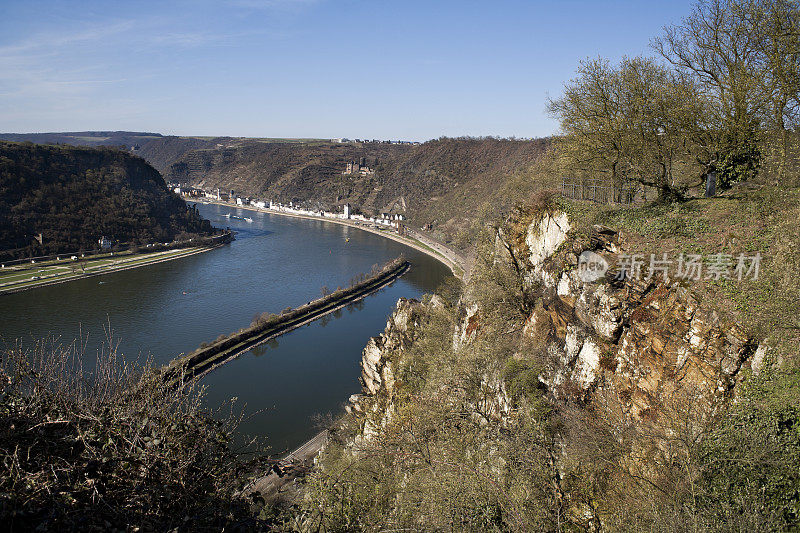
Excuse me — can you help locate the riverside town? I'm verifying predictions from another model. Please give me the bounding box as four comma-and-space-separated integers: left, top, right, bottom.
172, 185, 407, 230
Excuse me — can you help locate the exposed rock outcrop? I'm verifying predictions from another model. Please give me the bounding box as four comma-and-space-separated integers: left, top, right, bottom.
501, 210, 761, 421
334, 207, 776, 516
320, 202, 778, 532
349, 207, 765, 444
357, 298, 423, 398
347, 298, 426, 443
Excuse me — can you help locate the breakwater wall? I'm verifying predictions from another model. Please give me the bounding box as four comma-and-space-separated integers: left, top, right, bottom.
164, 257, 410, 382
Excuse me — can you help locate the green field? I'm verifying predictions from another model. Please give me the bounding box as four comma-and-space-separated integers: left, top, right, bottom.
0, 247, 206, 293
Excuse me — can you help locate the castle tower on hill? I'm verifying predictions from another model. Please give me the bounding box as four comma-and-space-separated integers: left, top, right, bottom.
343, 159, 375, 176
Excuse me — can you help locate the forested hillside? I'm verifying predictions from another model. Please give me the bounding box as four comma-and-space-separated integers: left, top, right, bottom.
385, 137, 551, 247
161, 137, 549, 247
0, 133, 550, 249
162, 139, 414, 206
0, 142, 213, 257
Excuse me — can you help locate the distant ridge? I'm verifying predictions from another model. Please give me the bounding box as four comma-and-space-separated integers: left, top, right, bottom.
0, 131, 163, 140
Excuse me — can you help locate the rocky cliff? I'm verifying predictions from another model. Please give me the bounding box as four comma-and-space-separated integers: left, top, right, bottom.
347, 297, 427, 444
500, 209, 764, 420
353, 207, 765, 437
319, 201, 782, 530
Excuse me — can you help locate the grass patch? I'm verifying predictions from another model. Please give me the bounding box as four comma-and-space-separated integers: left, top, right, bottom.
0, 248, 207, 293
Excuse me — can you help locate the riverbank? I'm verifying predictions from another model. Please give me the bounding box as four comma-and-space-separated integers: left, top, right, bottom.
241, 429, 329, 505
194, 198, 468, 279
0, 245, 224, 296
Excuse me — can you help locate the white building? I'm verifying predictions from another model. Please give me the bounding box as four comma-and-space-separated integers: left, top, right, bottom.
343, 203, 351, 218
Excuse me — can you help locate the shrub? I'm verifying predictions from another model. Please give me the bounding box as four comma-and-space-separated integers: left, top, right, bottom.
0, 339, 271, 531
503, 358, 542, 402
694, 369, 800, 530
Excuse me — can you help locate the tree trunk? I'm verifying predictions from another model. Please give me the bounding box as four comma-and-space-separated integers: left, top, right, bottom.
656, 183, 684, 204
779, 126, 788, 183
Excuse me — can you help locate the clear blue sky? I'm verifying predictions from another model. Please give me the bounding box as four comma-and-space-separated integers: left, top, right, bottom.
0, 0, 694, 140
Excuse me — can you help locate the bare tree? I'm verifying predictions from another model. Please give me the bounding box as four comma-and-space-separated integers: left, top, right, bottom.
752, 0, 800, 178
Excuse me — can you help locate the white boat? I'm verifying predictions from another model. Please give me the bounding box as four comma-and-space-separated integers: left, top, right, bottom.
223, 213, 231, 218
245, 217, 253, 223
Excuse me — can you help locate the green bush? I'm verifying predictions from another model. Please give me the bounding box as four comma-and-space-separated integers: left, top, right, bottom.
695, 369, 800, 530
503, 358, 542, 402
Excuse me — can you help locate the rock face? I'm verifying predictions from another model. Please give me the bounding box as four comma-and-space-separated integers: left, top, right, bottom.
348, 207, 763, 461
505, 211, 759, 420
359, 299, 421, 396
348, 298, 425, 442
526, 211, 571, 286
327, 205, 771, 532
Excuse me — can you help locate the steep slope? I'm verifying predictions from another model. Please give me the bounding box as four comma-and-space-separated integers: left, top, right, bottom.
163, 137, 550, 249
297, 182, 800, 531
384, 137, 552, 247
0, 133, 551, 249
0, 141, 213, 258
163, 140, 414, 208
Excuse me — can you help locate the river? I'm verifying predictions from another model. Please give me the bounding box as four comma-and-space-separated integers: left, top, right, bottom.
0, 203, 451, 454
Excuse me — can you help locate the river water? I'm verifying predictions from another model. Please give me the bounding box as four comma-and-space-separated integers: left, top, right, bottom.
0, 203, 450, 454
